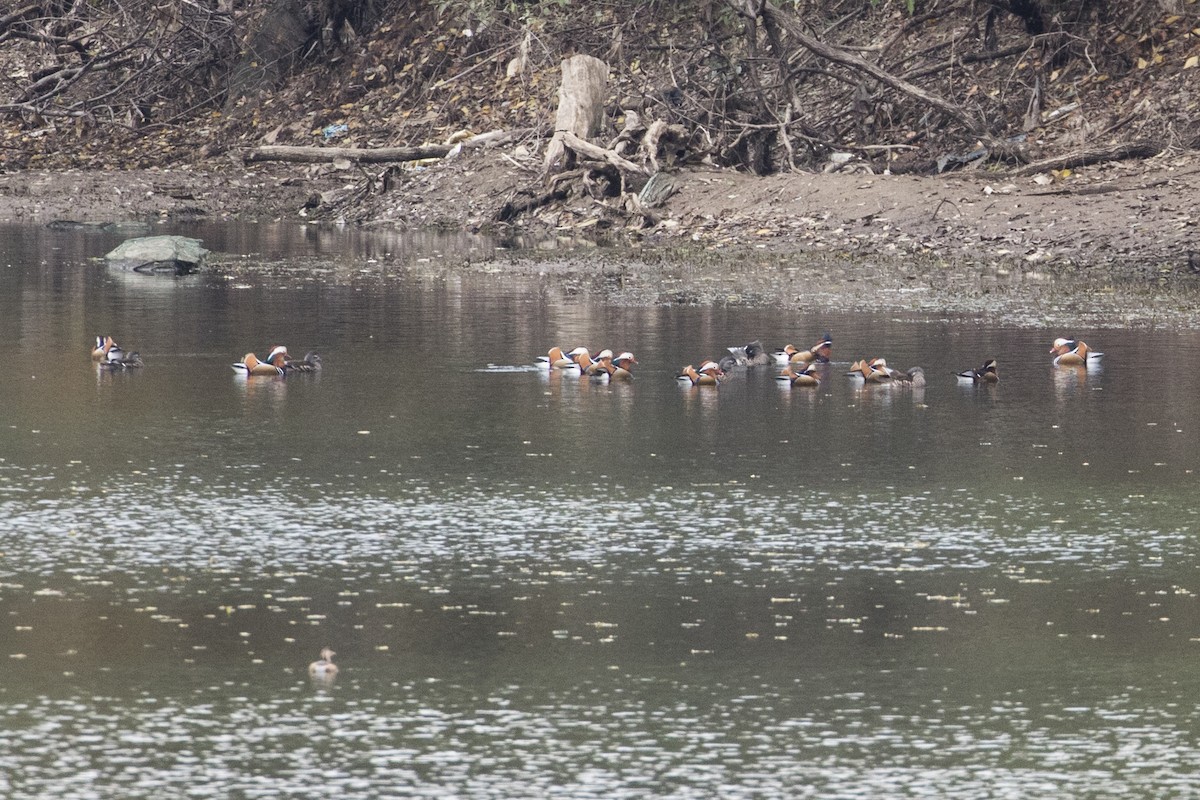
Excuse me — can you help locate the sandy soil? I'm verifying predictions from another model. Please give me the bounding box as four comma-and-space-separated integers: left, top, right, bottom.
2, 149, 1198, 323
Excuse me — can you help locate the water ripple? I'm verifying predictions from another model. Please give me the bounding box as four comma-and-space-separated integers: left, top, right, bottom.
2, 482, 1195, 583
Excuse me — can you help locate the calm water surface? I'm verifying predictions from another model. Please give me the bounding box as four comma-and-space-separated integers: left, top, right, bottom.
3, 223, 1200, 798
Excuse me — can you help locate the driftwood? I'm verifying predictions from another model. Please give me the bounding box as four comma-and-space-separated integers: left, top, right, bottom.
496, 186, 570, 222
559, 131, 648, 178
459, 128, 535, 149
642, 120, 689, 173
504, 118, 679, 225
1029, 177, 1171, 197
243, 128, 535, 164
544, 54, 609, 171
514, 52, 680, 226
245, 144, 451, 164
1012, 141, 1165, 176
609, 110, 648, 156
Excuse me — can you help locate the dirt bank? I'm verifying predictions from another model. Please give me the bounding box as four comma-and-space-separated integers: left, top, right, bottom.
8, 155, 1200, 330
4, 146, 1197, 274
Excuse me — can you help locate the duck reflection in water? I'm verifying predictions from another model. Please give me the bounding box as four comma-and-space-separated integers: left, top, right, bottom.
897, 366, 926, 405
1052, 363, 1089, 402
776, 373, 821, 409
679, 378, 720, 417
233, 368, 288, 407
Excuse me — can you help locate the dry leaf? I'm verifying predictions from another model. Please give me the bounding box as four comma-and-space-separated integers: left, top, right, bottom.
1185, 55, 1199, 69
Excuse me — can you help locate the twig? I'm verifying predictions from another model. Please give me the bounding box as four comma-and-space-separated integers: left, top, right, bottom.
932, 198, 961, 220
903, 43, 1031, 82
432, 43, 519, 89
559, 131, 648, 177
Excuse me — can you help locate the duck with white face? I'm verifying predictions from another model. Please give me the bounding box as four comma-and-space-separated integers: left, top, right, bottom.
1049, 338, 1102, 366
678, 360, 725, 386
233, 345, 290, 376
608, 352, 637, 381
539, 346, 589, 370
308, 647, 338, 681
772, 332, 832, 366
584, 349, 616, 377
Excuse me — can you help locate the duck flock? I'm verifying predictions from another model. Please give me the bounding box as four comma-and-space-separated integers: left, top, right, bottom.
91, 332, 1102, 387
539, 332, 1103, 387
91, 336, 322, 375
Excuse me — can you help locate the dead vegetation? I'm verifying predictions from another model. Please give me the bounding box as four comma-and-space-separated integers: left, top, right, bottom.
1, 0, 1198, 227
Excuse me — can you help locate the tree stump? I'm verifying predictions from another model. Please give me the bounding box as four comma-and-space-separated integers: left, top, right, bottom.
544, 55, 609, 172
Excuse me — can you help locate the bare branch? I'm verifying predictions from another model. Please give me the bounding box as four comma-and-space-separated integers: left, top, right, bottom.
756, 2, 989, 139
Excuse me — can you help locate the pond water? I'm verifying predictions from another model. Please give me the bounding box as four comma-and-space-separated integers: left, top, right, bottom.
3, 222, 1200, 798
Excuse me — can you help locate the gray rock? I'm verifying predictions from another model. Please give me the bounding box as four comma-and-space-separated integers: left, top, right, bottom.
105, 235, 208, 274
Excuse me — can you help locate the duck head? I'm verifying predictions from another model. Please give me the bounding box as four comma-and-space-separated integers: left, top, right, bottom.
613, 352, 637, 368
1049, 337, 1076, 355
266, 345, 290, 367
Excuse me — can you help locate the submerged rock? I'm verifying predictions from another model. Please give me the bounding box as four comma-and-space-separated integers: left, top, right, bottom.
105, 235, 208, 274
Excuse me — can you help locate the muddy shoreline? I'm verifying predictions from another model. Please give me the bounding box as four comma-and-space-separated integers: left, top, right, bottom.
3, 153, 1199, 326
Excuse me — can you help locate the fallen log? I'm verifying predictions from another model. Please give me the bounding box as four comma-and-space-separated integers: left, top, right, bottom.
1029, 177, 1171, 197
1012, 141, 1165, 177
559, 131, 648, 178
459, 128, 536, 148
245, 144, 452, 164
244, 128, 536, 165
